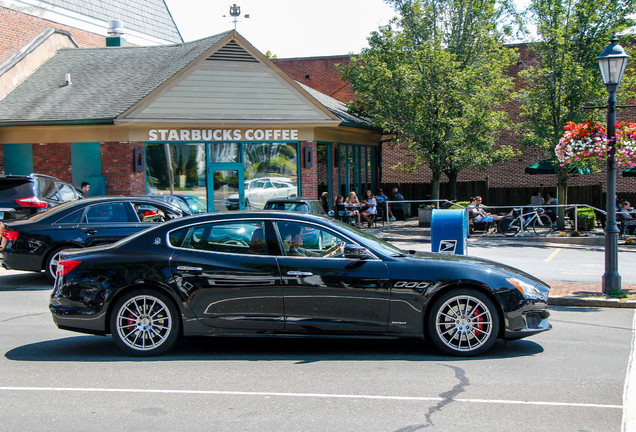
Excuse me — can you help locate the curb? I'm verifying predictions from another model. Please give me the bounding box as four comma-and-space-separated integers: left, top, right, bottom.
548, 297, 636, 308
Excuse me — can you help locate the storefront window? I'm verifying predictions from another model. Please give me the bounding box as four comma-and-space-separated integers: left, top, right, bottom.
243, 142, 298, 209
209, 142, 240, 163
145, 143, 207, 206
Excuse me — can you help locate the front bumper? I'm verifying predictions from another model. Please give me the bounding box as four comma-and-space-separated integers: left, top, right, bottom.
503, 305, 551, 340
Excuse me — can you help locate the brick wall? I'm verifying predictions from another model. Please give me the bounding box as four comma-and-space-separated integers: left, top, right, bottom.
0, 8, 108, 64
32, 143, 72, 181
101, 142, 145, 196
274, 56, 354, 103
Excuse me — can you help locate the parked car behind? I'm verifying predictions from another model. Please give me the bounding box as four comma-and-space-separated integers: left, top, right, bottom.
143, 194, 207, 215
226, 177, 298, 210
264, 197, 325, 215
0, 174, 83, 220
0, 196, 182, 280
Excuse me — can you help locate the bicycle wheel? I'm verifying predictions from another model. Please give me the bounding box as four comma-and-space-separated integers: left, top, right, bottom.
499, 216, 520, 236
532, 214, 553, 236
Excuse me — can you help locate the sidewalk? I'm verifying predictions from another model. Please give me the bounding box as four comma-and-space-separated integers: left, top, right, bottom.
366, 220, 636, 308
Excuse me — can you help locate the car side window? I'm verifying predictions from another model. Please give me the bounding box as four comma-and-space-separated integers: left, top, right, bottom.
56, 184, 78, 202
171, 221, 267, 255
274, 221, 350, 258
37, 177, 58, 200
85, 203, 131, 223
170, 197, 190, 213
56, 209, 84, 224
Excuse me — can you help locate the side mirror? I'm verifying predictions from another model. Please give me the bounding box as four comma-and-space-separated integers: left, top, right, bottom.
344, 244, 371, 259
327, 210, 335, 218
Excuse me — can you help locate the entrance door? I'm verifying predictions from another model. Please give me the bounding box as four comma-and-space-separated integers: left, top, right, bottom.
207, 165, 244, 211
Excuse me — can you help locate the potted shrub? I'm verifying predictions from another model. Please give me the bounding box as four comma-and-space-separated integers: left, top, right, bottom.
418, 203, 435, 227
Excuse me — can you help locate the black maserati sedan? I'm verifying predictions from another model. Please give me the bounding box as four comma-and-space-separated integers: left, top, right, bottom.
0, 196, 183, 280
49, 211, 551, 357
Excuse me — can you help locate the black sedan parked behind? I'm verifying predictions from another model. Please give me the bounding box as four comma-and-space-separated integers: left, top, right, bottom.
49, 211, 551, 357
0, 196, 182, 279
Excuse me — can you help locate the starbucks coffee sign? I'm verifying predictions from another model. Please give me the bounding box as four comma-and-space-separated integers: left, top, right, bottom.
147, 128, 299, 142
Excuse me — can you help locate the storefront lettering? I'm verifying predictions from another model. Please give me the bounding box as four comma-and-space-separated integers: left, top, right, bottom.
147, 129, 299, 142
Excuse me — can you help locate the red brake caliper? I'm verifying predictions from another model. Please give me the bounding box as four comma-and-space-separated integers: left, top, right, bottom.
473, 306, 484, 335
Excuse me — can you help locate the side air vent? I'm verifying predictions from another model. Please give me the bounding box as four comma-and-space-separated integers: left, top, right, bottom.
206, 41, 258, 63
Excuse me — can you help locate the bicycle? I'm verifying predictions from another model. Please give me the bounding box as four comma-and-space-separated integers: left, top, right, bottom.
498, 207, 553, 237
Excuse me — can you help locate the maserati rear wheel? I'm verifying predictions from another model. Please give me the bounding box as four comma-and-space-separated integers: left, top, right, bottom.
110, 289, 181, 356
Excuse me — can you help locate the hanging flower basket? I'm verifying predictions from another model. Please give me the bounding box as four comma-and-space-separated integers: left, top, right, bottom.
556, 121, 636, 168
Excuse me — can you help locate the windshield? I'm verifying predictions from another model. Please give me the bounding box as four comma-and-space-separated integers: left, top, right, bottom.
330, 218, 405, 256
183, 196, 207, 212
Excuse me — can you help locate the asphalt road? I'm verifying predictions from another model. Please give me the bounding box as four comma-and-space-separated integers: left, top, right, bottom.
1, 273, 635, 431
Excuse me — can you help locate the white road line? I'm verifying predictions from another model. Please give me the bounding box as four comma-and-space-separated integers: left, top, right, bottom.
0, 386, 622, 409
622, 310, 636, 432
543, 248, 562, 263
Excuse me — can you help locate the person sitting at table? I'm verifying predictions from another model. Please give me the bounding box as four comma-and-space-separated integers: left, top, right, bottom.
390, 187, 405, 221
319, 191, 330, 213
361, 189, 377, 228
375, 189, 393, 221
618, 201, 636, 235
545, 191, 557, 222
345, 191, 362, 226
472, 196, 504, 224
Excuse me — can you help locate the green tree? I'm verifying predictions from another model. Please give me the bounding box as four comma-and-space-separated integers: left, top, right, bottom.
339, 0, 518, 199
516, 0, 635, 228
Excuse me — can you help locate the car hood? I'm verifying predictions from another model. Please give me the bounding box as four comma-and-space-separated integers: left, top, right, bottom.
402, 251, 548, 287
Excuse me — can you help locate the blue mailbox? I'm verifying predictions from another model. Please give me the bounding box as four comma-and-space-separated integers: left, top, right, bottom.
431, 209, 468, 255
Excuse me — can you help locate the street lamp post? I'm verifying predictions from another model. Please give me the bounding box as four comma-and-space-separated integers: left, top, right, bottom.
597, 35, 630, 294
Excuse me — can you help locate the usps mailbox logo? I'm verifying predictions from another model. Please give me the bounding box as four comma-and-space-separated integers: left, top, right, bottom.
438, 240, 457, 254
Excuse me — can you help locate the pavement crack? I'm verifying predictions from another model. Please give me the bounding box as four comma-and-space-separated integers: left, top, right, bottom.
394, 364, 470, 432
2, 312, 46, 322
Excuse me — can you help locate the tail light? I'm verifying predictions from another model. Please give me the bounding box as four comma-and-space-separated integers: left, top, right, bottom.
1, 228, 18, 241
56, 260, 81, 276
15, 196, 48, 208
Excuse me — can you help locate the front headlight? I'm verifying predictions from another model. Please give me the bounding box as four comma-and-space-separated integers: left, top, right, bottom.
506, 277, 548, 300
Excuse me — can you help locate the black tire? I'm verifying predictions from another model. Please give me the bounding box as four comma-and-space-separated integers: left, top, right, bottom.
44, 246, 77, 281
498, 216, 519, 237
427, 288, 500, 356
532, 214, 553, 236
109, 289, 181, 356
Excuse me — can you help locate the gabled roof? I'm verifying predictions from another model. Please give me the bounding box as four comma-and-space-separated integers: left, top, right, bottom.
0, 30, 375, 129
38, 0, 182, 43
0, 32, 231, 123
298, 82, 375, 128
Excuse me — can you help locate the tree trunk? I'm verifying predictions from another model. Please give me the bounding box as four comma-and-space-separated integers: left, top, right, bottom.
445, 170, 458, 201
431, 170, 442, 200
556, 166, 569, 230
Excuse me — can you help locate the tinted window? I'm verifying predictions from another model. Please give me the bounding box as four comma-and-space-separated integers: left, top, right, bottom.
0, 179, 33, 199
172, 221, 265, 255
56, 209, 84, 224
86, 203, 131, 223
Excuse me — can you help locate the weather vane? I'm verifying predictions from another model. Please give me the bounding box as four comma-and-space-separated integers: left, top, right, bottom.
225, 4, 249, 30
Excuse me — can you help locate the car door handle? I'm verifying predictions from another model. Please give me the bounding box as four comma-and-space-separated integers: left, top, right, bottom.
286, 271, 313, 277
85, 230, 97, 235
177, 266, 203, 271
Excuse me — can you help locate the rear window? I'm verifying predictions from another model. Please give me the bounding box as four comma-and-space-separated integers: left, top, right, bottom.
0, 179, 34, 199
36, 177, 58, 200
